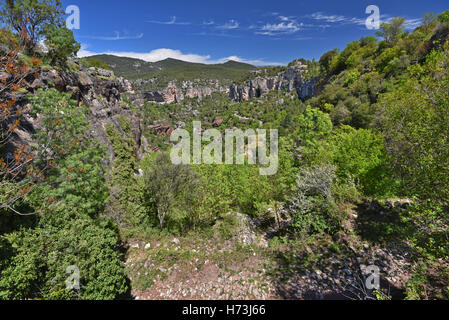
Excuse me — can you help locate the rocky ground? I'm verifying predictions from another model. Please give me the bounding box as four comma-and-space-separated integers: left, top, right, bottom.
125, 203, 418, 300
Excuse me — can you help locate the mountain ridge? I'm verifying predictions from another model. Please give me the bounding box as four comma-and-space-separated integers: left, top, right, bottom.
83, 54, 258, 86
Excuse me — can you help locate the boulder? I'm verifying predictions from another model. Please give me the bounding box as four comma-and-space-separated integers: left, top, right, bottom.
42, 69, 64, 90
76, 71, 93, 88
212, 119, 223, 127
97, 68, 114, 78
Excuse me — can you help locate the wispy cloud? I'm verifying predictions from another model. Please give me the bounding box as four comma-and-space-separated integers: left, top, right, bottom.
203, 20, 215, 25
310, 12, 348, 23
148, 16, 190, 25
257, 22, 302, 35
216, 19, 239, 30
310, 12, 422, 30
77, 45, 282, 66
191, 31, 242, 38
79, 31, 144, 41
310, 12, 368, 26
255, 15, 302, 36
382, 16, 422, 30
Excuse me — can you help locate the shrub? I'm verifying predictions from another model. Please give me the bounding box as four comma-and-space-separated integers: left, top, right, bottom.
144, 152, 205, 231
80, 57, 111, 70
328, 125, 395, 197
0, 218, 128, 300
438, 10, 449, 24
43, 25, 80, 65
288, 164, 340, 237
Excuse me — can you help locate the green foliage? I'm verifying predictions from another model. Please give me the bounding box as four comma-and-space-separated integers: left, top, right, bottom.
196, 162, 271, 217
379, 42, 449, 204
0, 0, 64, 48
344, 70, 360, 86
105, 122, 147, 229
295, 106, 332, 163
144, 152, 205, 231
27, 89, 108, 217
376, 17, 406, 44
43, 25, 80, 65
319, 48, 340, 72
438, 10, 449, 24
0, 218, 128, 300
80, 57, 111, 70
0, 88, 128, 300
288, 164, 340, 237
328, 126, 395, 197
0, 26, 17, 48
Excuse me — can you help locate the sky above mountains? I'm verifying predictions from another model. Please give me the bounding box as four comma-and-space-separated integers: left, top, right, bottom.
66, 0, 449, 66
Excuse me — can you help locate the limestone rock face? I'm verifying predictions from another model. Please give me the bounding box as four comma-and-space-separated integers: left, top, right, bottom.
142, 62, 316, 104
13, 63, 147, 165
229, 64, 316, 102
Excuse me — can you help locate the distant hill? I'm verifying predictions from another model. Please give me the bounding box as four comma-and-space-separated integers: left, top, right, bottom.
84, 55, 257, 89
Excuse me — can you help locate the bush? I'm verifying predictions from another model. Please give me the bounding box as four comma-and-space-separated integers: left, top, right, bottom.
81, 57, 111, 70
43, 25, 80, 65
0, 218, 128, 300
328, 125, 395, 197
438, 10, 449, 24
144, 152, 205, 231
287, 164, 340, 237
0, 27, 17, 48
0, 88, 129, 300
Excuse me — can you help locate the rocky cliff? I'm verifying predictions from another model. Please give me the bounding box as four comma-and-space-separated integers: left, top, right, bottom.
14, 60, 146, 165
142, 61, 316, 104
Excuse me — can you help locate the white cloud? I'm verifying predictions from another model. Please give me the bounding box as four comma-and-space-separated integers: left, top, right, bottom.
203, 20, 215, 25
382, 16, 422, 30
258, 22, 301, 35
148, 16, 190, 25
310, 12, 367, 26
310, 12, 422, 30
310, 12, 348, 23
80, 31, 144, 41
216, 19, 239, 30
77, 45, 281, 66
256, 15, 301, 36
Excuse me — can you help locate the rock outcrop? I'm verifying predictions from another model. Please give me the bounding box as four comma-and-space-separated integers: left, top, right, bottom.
18, 62, 146, 164
144, 80, 228, 104
142, 61, 316, 104
229, 63, 315, 102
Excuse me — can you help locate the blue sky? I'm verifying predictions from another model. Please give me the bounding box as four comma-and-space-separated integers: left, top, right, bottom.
64, 0, 449, 66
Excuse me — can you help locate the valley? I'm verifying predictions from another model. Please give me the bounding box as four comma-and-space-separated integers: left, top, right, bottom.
0, 1, 448, 301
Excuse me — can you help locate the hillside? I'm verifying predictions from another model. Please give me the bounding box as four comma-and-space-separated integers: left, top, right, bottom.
84, 55, 257, 89
1, 0, 449, 303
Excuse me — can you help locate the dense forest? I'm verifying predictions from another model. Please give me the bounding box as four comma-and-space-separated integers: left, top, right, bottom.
0, 0, 448, 300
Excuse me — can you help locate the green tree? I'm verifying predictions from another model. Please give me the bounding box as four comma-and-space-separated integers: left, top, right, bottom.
422, 12, 437, 26
376, 17, 406, 44
438, 10, 449, 24
0, 0, 64, 49
0, 88, 128, 300
80, 57, 111, 70
43, 25, 80, 65
27, 89, 108, 217
328, 125, 394, 196
144, 152, 205, 230
288, 164, 340, 237
295, 106, 333, 164
379, 42, 449, 204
